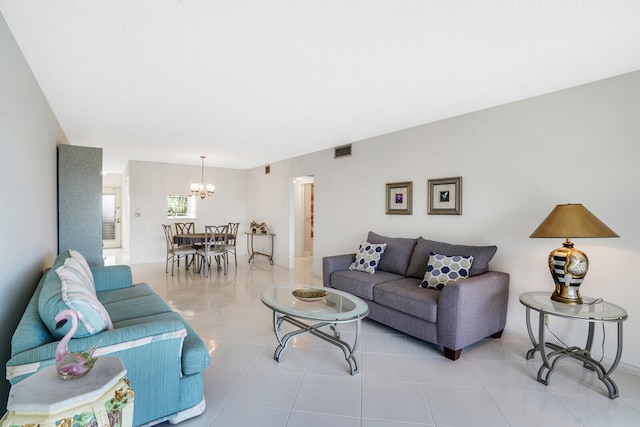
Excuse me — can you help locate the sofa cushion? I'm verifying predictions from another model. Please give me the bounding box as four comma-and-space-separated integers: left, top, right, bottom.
374, 278, 440, 323
406, 237, 497, 279
349, 241, 387, 274
103, 294, 173, 323
367, 232, 417, 275
419, 253, 474, 290
97, 283, 157, 305
331, 269, 403, 300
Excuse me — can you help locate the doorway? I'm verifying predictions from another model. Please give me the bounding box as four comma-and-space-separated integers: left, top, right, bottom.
294, 176, 314, 259
102, 188, 122, 248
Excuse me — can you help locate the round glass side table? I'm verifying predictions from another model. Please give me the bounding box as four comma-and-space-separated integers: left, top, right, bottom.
519, 291, 627, 399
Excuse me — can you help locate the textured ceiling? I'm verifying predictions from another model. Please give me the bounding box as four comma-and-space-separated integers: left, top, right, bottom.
2, 1, 639, 172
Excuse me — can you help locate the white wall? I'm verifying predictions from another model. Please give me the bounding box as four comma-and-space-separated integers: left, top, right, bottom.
126, 160, 248, 264
0, 13, 67, 409
246, 71, 640, 370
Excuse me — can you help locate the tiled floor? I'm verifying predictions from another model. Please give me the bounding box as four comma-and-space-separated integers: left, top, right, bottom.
111, 251, 640, 426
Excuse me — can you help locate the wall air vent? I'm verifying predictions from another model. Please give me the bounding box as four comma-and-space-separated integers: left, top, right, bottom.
334, 144, 352, 159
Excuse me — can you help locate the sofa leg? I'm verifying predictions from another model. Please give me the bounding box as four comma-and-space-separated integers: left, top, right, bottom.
491, 329, 504, 339
443, 347, 461, 361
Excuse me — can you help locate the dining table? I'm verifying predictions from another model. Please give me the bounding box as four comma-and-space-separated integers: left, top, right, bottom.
174, 232, 229, 274
174, 232, 230, 246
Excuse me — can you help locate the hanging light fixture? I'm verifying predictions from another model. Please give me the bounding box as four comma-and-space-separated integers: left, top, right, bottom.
190, 155, 215, 199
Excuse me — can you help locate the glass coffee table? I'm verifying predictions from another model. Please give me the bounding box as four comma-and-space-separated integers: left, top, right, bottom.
260, 285, 369, 375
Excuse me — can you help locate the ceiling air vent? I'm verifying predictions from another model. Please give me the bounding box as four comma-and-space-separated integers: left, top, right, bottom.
334, 144, 352, 159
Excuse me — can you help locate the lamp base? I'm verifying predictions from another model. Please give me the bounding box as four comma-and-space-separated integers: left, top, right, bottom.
548, 240, 588, 305
551, 286, 582, 305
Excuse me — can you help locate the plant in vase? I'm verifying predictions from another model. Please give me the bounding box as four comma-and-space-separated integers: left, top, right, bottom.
250, 221, 268, 234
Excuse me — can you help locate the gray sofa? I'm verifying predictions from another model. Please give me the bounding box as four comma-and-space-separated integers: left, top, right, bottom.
323, 232, 509, 360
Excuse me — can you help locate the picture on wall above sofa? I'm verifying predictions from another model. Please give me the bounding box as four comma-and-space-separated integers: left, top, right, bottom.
428, 176, 462, 215
385, 181, 413, 215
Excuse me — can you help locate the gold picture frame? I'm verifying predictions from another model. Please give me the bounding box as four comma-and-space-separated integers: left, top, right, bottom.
386, 181, 413, 215
428, 177, 462, 215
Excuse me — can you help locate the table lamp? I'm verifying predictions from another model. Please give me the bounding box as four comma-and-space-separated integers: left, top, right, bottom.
530, 203, 618, 304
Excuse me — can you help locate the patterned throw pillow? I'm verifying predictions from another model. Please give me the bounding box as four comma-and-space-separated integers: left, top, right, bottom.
419, 252, 474, 290
349, 242, 387, 274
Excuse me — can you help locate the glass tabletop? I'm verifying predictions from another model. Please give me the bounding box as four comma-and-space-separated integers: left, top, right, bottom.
261, 285, 369, 322
519, 291, 627, 321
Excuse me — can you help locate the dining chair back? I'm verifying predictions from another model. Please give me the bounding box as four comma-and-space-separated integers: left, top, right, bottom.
175, 222, 195, 235
162, 224, 197, 276
225, 222, 240, 266
197, 225, 228, 277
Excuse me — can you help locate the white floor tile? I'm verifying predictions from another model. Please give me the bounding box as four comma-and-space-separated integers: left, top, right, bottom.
292, 373, 361, 418
361, 378, 433, 424
286, 411, 360, 427
555, 394, 640, 427
210, 403, 289, 427
228, 367, 303, 410
424, 384, 508, 427
488, 389, 582, 427
413, 356, 481, 387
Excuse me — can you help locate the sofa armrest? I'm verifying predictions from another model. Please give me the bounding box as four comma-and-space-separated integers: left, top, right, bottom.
91, 265, 133, 292
6, 319, 187, 382
322, 254, 355, 287
437, 271, 510, 351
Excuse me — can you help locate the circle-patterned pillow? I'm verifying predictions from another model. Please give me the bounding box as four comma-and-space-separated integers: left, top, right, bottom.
419, 252, 474, 290
349, 242, 387, 274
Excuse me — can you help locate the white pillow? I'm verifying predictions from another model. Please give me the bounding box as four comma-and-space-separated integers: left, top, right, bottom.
69, 249, 96, 292
62, 257, 96, 295
349, 242, 387, 274
56, 265, 113, 335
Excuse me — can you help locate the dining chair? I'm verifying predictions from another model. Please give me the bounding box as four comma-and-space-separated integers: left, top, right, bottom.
174, 222, 197, 267
225, 222, 240, 266
197, 225, 228, 277
162, 224, 197, 276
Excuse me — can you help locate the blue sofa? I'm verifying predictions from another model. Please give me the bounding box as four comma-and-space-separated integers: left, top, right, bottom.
6, 250, 210, 426
323, 232, 510, 360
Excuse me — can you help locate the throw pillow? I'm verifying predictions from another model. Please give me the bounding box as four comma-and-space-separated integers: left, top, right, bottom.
62, 256, 96, 295
419, 252, 474, 290
349, 242, 387, 274
406, 237, 497, 279
55, 265, 113, 337
69, 249, 96, 292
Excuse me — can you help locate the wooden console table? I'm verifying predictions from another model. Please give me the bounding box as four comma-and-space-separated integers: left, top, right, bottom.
246, 232, 275, 264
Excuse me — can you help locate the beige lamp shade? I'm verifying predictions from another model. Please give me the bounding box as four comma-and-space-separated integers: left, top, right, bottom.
530, 203, 618, 305
530, 204, 618, 239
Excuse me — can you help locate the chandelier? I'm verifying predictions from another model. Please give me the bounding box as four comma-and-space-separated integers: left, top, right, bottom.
190, 155, 215, 199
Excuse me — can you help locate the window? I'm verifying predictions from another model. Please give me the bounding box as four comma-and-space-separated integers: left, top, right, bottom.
167, 195, 197, 219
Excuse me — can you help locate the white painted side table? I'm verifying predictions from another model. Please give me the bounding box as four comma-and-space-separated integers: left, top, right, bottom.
1, 357, 134, 427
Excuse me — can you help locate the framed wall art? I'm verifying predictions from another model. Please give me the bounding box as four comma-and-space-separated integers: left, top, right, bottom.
428, 177, 462, 215
386, 181, 412, 215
